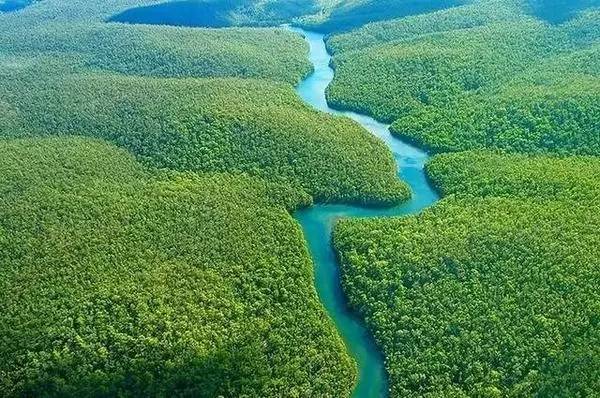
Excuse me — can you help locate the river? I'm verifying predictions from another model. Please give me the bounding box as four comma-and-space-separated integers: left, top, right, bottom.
289, 27, 440, 397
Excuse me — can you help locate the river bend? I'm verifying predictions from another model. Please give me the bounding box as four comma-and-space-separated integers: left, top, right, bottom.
290, 27, 440, 398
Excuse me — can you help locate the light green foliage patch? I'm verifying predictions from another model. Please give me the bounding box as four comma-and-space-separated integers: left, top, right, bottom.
0, 14, 311, 84
0, 137, 355, 397
0, 63, 407, 205
325, 0, 600, 154
334, 150, 600, 397
427, 150, 600, 201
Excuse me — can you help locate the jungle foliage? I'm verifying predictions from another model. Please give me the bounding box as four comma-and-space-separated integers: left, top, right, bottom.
325, 0, 600, 155
325, 0, 524, 53
0, 8, 311, 84
301, 0, 599, 34
0, 1, 414, 396
327, 1, 600, 396
0, 137, 356, 396
0, 62, 407, 205
4, 0, 599, 396
334, 150, 600, 397
426, 150, 600, 201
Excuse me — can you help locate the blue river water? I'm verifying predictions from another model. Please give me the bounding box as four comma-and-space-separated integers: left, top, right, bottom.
289, 27, 440, 397
0, 0, 33, 12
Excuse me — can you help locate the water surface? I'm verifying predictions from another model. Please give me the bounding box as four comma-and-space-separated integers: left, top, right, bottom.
290, 27, 439, 397
528, 0, 599, 24
108, 0, 243, 28
0, 0, 34, 12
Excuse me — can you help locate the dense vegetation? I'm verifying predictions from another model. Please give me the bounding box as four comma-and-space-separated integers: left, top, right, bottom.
0, 0, 408, 205
426, 150, 600, 201
5, 0, 599, 396
313, 0, 600, 38
0, 11, 310, 83
325, 2, 600, 396
0, 0, 414, 396
0, 137, 357, 396
325, 0, 600, 154
0, 61, 406, 204
334, 150, 600, 397
326, 0, 524, 53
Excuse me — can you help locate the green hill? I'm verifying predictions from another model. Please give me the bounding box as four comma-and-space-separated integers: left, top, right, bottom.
325, 0, 600, 155
0, 13, 311, 84
4, 0, 598, 396
298, 0, 467, 33
327, 2, 600, 395
109, 0, 321, 28
0, 137, 356, 396
334, 150, 600, 397
0, 61, 407, 205
0, 1, 412, 396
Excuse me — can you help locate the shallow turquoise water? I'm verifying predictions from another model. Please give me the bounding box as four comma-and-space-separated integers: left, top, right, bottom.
290, 27, 439, 397
0, 0, 33, 12
108, 0, 237, 28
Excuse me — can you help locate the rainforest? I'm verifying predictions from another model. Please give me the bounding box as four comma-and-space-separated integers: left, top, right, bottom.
0, 0, 598, 397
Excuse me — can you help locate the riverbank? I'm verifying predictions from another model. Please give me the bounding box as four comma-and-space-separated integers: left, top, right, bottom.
289, 27, 439, 398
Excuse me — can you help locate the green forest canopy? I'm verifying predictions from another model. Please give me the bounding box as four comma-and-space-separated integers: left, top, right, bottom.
0, 0, 408, 206
297, 0, 468, 33
0, 0, 411, 396
325, 0, 600, 154
1, 0, 599, 396
335, 150, 600, 397
326, 1, 600, 397
0, 137, 356, 396
299, 0, 600, 32
0, 64, 406, 205
108, 0, 321, 27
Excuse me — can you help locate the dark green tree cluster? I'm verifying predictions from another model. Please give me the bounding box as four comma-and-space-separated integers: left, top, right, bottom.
0, 136, 356, 397
527, 0, 600, 23
324, 0, 600, 154
0, 0, 320, 26
325, 0, 525, 53
334, 150, 600, 397
109, 0, 321, 28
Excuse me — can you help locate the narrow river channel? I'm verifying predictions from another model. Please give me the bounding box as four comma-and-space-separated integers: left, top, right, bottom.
289, 27, 440, 397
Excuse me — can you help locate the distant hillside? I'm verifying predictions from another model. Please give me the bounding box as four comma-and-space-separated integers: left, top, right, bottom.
109, 0, 321, 28
298, 0, 468, 32
325, 0, 600, 155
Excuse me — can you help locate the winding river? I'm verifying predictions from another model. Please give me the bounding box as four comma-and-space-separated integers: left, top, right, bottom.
290, 28, 440, 397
